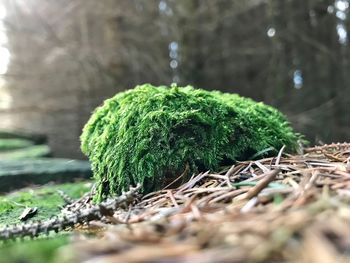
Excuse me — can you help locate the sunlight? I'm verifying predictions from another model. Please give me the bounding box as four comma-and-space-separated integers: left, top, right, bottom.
0, 46, 9, 75
335, 0, 349, 45
0, 2, 9, 75
267, 27, 276, 38
0, 1, 11, 111
0, 4, 5, 19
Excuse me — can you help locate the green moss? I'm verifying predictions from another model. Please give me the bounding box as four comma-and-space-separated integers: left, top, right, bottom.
81, 84, 301, 200
0, 181, 92, 226
0, 145, 51, 160
0, 139, 34, 151
0, 235, 69, 263
0, 183, 92, 262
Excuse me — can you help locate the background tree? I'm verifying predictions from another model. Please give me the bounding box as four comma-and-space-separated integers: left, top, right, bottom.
0, 0, 349, 158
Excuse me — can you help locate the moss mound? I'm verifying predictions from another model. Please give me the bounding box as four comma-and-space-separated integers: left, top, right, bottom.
81, 84, 301, 200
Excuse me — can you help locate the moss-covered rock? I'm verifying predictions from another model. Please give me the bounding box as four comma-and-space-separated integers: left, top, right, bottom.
81, 84, 301, 200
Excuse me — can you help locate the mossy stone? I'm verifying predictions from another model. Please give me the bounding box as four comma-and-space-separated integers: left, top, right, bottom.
81, 84, 301, 200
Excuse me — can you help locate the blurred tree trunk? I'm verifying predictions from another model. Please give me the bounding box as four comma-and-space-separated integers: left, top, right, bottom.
265, 0, 346, 143
0, 0, 349, 158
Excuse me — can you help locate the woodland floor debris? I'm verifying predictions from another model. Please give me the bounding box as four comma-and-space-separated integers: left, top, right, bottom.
0, 185, 140, 240
0, 182, 92, 226
59, 143, 350, 263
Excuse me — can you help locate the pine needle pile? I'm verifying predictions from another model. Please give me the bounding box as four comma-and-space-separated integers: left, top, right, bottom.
81, 84, 300, 200
63, 143, 350, 263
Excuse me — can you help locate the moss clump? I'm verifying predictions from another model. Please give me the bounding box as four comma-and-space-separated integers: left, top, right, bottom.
81, 84, 301, 200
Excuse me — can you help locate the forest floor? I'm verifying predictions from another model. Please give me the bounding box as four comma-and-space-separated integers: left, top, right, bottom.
1, 143, 350, 263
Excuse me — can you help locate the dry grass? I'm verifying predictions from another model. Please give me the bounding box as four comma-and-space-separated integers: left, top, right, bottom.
62, 143, 350, 263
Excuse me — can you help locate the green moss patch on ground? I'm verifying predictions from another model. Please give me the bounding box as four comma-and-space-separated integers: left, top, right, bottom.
81, 84, 302, 200
0, 235, 69, 263
0, 159, 92, 192
0, 138, 34, 151
0, 181, 92, 263
0, 181, 92, 226
0, 130, 47, 145
0, 145, 51, 160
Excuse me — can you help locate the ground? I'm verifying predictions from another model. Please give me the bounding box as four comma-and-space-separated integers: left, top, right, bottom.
0, 182, 91, 263
1, 143, 350, 263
